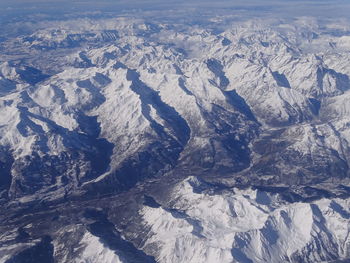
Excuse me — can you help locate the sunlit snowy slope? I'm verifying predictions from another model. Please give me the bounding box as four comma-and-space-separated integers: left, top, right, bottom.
1, 15, 350, 262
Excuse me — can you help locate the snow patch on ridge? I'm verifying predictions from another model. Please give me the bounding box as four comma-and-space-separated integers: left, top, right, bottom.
75, 232, 124, 263
140, 177, 350, 263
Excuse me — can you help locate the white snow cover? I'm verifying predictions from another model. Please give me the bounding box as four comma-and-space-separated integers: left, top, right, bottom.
1, 17, 350, 167
1, 16, 350, 263
75, 232, 124, 263
141, 177, 350, 263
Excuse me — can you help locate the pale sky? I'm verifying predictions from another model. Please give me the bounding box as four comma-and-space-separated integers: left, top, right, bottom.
1, 0, 350, 25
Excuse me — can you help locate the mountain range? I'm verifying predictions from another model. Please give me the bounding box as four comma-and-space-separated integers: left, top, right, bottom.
0, 17, 350, 262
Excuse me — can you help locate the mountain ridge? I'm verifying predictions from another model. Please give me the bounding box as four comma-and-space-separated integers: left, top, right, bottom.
1, 17, 350, 262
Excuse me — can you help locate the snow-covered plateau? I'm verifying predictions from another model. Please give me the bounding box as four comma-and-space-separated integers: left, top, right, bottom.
1, 16, 350, 262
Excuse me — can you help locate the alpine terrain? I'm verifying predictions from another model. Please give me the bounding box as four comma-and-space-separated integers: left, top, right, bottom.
0, 8, 350, 263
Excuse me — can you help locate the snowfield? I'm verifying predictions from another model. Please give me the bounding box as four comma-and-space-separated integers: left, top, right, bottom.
141, 177, 350, 263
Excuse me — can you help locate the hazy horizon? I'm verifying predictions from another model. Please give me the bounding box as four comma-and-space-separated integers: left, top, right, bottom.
2, 0, 350, 25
